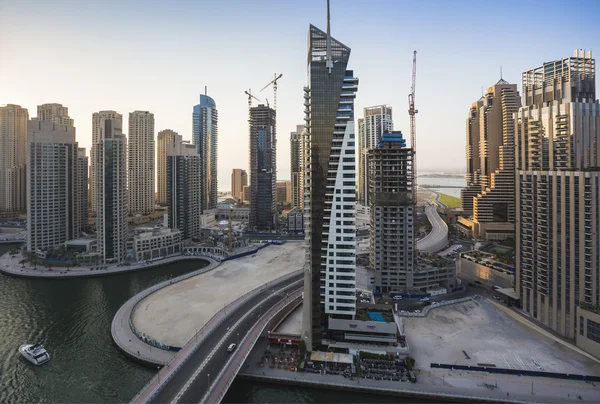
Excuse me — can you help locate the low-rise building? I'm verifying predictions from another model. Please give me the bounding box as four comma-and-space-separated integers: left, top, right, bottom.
457, 250, 515, 289
132, 228, 182, 262
286, 207, 304, 234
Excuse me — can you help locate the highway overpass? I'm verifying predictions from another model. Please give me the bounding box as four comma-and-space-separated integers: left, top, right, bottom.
131, 270, 303, 404
416, 204, 448, 253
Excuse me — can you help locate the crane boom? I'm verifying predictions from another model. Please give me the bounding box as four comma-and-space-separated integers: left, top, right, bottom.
260, 73, 283, 111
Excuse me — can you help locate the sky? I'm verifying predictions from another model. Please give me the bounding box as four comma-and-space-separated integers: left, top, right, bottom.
1, 0, 599, 192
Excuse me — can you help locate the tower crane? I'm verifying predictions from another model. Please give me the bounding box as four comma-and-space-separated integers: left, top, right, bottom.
260, 74, 283, 111
408, 50, 418, 263
408, 50, 418, 202
244, 89, 261, 109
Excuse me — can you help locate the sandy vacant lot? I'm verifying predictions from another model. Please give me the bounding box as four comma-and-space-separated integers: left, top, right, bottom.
133, 242, 305, 347
403, 299, 600, 376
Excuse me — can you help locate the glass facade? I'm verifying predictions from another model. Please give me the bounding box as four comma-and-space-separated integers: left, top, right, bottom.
305, 24, 355, 347
193, 95, 218, 212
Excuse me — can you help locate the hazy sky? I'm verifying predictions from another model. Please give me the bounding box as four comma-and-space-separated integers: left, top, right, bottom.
1, 0, 599, 191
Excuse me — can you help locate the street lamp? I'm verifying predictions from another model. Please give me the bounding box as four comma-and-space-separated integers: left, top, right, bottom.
157, 366, 161, 383
208, 373, 210, 386
237, 332, 240, 345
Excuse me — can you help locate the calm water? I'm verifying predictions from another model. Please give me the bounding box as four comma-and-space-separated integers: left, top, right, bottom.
419, 176, 466, 198
0, 243, 208, 404
0, 244, 436, 403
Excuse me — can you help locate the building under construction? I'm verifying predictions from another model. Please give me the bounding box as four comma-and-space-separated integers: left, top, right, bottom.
249, 104, 277, 231
368, 131, 414, 294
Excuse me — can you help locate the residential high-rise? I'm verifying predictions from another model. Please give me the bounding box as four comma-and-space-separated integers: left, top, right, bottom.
276, 180, 292, 205
0, 104, 28, 214
128, 111, 155, 215
156, 130, 181, 206
516, 50, 600, 353
193, 94, 218, 212
93, 117, 128, 264
91, 111, 122, 214
34, 103, 74, 127
369, 131, 414, 294
358, 106, 393, 206
76, 148, 89, 232
231, 168, 248, 201
290, 124, 305, 210
249, 104, 277, 231
167, 138, 201, 240
242, 185, 251, 204
302, 24, 358, 351
26, 121, 79, 251
458, 80, 521, 240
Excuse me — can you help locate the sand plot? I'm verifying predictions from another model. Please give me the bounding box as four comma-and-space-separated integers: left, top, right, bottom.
403, 300, 600, 376
132, 243, 305, 347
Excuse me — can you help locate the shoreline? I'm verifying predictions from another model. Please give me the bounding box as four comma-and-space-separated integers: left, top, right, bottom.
0, 252, 215, 280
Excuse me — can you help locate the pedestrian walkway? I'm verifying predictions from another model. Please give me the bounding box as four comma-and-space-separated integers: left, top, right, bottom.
0, 251, 212, 279
111, 257, 220, 366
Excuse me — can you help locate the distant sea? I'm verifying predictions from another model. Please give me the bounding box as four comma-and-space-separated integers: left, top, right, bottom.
418, 175, 466, 198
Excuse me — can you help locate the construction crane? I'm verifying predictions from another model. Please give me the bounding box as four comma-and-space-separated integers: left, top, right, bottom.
260, 73, 283, 111
408, 50, 418, 201
244, 89, 261, 109
408, 50, 418, 262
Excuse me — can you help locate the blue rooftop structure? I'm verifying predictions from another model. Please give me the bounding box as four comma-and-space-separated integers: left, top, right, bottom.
367, 312, 385, 322
377, 130, 406, 148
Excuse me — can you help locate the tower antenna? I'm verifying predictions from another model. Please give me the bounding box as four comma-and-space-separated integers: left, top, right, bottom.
325, 0, 333, 74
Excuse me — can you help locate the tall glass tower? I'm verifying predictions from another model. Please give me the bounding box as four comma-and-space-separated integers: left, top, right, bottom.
193, 94, 218, 212
302, 23, 358, 351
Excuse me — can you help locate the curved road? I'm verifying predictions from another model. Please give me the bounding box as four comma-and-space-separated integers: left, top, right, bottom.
143, 272, 303, 404
416, 204, 448, 253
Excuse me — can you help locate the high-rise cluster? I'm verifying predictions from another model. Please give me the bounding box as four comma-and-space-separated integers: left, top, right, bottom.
0, 104, 28, 215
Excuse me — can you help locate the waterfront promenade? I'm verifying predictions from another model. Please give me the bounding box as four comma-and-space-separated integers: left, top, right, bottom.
238, 336, 600, 403
0, 251, 214, 279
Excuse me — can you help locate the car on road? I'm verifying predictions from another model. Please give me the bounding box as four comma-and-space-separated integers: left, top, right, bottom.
227, 343, 237, 352
393, 295, 403, 300
414, 310, 421, 313
420, 297, 430, 302
492, 295, 500, 300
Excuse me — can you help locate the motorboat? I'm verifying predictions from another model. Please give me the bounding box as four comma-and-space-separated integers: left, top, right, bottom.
18, 344, 50, 365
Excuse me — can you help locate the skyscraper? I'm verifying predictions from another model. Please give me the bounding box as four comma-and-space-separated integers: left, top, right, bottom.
290, 124, 305, 210
167, 138, 201, 240
516, 50, 600, 348
91, 111, 122, 214
157, 130, 181, 206
26, 121, 78, 251
193, 94, 218, 212
358, 106, 393, 206
0, 104, 28, 214
458, 80, 521, 240
302, 23, 358, 351
369, 131, 414, 294
128, 111, 155, 215
93, 117, 128, 264
249, 104, 277, 231
34, 103, 74, 127
76, 148, 89, 233
231, 168, 248, 201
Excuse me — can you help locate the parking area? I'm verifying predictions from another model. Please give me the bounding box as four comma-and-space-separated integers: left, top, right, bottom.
403, 299, 600, 375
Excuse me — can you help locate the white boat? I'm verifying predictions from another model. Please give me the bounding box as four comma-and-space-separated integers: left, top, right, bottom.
18, 344, 50, 365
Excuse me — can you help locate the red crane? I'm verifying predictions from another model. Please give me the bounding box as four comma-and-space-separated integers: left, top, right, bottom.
408, 50, 418, 263
408, 50, 418, 202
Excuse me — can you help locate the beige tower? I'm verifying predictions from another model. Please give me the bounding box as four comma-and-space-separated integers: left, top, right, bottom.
157, 130, 181, 206
516, 50, 600, 353
128, 111, 155, 215
91, 111, 122, 214
290, 124, 305, 210
0, 104, 29, 214
27, 121, 78, 251
231, 168, 247, 201
458, 80, 521, 240
34, 103, 74, 127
